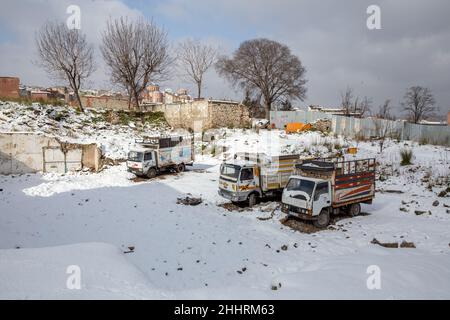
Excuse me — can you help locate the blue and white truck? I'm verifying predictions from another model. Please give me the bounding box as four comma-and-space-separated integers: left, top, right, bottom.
127, 135, 194, 178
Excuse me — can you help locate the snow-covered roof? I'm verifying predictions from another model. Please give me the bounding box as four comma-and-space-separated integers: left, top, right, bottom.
223, 159, 257, 167
129, 146, 153, 152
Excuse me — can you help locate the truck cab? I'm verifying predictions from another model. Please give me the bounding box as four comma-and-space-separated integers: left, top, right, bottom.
127, 148, 156, 177
282, 176, 332, 227
218, 161, 260, 206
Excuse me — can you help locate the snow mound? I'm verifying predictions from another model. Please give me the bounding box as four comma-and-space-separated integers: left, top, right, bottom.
270, 250, 450, 299
0, 242, 169, 299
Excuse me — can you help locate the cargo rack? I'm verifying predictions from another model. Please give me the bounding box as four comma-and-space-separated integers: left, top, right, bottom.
296, 158, 376, 175
135, 134, 193, 149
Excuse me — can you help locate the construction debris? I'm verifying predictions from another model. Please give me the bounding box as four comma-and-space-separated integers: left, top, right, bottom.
312, 118, 331, 132
371, 238, 416, 249
177, 196, 203, 206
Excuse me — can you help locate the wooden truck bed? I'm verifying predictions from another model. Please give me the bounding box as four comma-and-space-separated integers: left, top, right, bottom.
296, 158, 376, 207
235, 153, 301, 192
333, 158, 376, 206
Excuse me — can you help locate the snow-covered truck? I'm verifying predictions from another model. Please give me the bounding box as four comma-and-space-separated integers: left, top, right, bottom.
127, 135, 194, 178
218, 153, 301, 206
281, 158, 376, 228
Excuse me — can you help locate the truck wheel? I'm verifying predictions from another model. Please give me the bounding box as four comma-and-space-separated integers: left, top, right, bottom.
176, 163, 185, 173
248, 193, 257, 207
313, 210, 330, 228
348, 203, 361, 217
146, 168, 157, 179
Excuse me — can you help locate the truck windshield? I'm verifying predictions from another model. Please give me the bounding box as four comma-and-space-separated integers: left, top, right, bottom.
128, 151, 143, 162
286, 179, 315, 197
221, 164, 241, 180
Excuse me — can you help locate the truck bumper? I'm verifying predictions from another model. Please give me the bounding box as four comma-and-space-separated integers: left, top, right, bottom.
281, 203, 315, 220
218, 189, 248, 202
128, 168, 144, 175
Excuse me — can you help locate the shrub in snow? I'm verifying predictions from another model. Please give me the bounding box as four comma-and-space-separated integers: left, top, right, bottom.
400, 148, 413, 166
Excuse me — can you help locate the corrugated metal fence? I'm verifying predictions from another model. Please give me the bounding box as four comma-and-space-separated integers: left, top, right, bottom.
270, 110, 450, 147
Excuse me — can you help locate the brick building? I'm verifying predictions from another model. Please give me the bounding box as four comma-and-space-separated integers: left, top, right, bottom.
0, 77, 20, 98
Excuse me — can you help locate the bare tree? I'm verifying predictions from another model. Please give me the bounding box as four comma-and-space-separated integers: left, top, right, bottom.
402, 86, 436, 123
242, 89, 264, 118
340, 87, 372, 117
376, 99, 395, 120
101, 17, 171, 110
340, 87, 354, 116
216, 38, 307, 120
373, 118, 393, 153
358, 96, 372, 117
372, 99, 398, 153
35, 22, 95, 111
177, 39, 217, 99
279, 99, 294, 111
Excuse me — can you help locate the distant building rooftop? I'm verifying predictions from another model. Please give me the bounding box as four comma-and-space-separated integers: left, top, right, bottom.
308, 105, 362, 117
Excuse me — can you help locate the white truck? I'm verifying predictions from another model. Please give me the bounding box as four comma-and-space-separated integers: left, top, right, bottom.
218, 153, 301, 206
281, 157, 376, 228
127, 135, 194, 178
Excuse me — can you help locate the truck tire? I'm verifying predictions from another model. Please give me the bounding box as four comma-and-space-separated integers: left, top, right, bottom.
248, 193, 257, 207
348, 203, 361, 217
176, 163, 185, 173
313, 209, 330, 228
146, 168, 157, 179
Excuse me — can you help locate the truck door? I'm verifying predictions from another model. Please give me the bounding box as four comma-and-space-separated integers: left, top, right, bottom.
239, 167, 256, 192
143, 151, 156, 172
312, 182, 331, 216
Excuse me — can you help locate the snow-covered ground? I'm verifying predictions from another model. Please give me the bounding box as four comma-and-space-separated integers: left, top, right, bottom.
1, 125, 449, 299
0, 242, 169, 299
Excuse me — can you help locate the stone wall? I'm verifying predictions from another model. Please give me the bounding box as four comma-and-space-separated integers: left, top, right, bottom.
80, 96, 251, 130
209, 101, 251, 129
0, 77, 20, 98
80, 95, 129, 110
149, 100, 251, 130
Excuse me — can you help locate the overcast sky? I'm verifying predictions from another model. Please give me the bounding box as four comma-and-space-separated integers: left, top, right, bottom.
0, 0, 449, 118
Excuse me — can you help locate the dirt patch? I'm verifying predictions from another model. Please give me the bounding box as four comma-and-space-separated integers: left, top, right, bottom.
280, 215, 349, 234
281, 216, 321, 234
130, 172, 178, 183
131, 176, 148, 183
218, 202, 248, 212
281, 213, 369, 234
